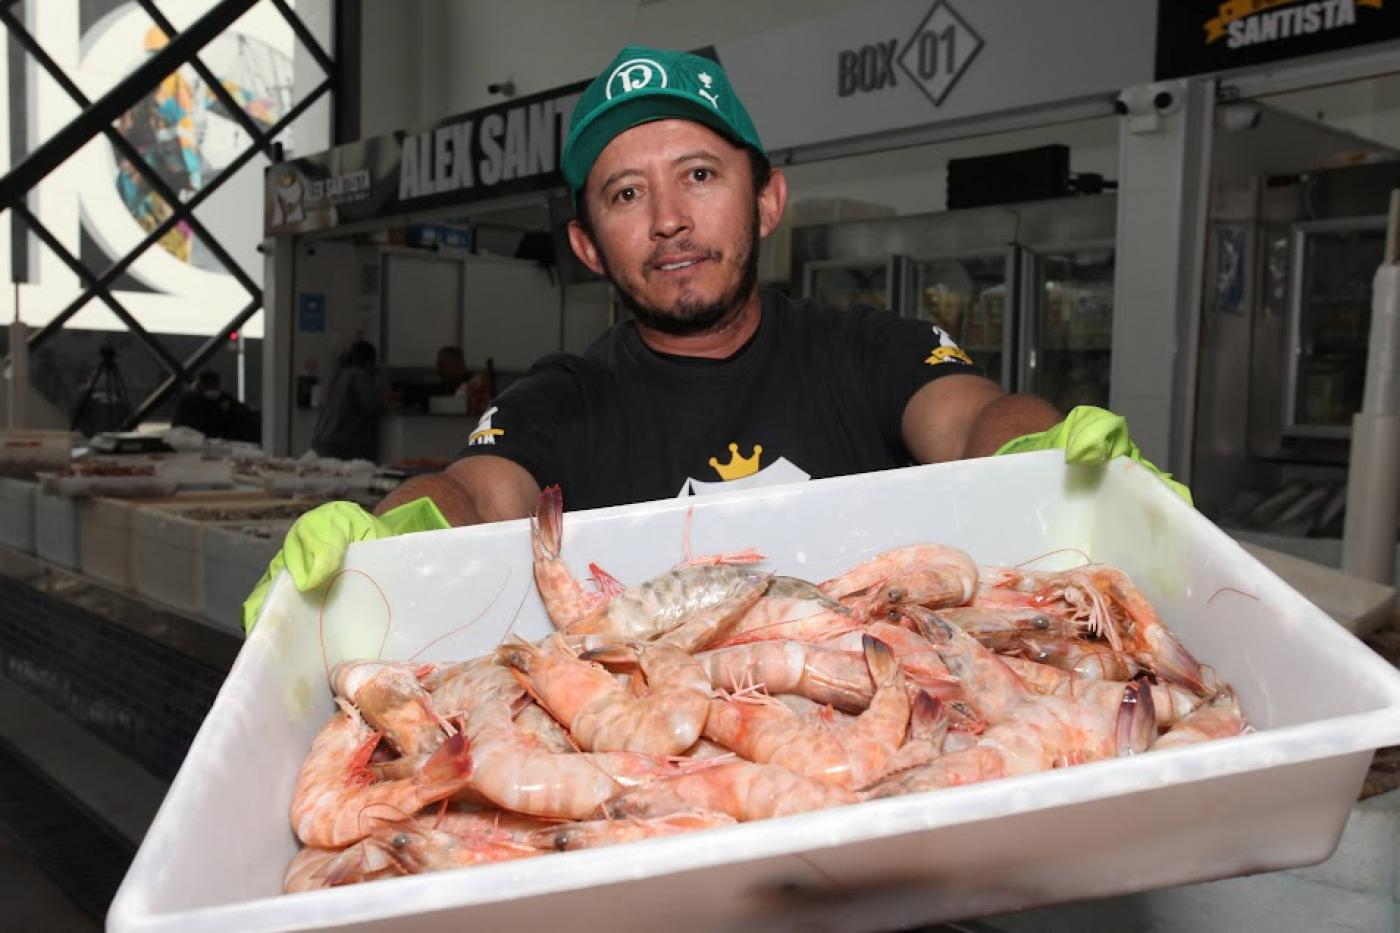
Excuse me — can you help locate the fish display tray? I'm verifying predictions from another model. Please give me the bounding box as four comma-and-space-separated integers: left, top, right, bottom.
200, 521, 290, 635
0, 477, 36, 553
108, 452, 1400, 932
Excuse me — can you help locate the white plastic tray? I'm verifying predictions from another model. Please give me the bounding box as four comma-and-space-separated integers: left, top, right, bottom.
108, 453, 1400, 932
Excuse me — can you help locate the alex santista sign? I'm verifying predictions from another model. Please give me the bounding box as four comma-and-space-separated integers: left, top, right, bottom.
1156, 0, 1400, 79
265, 82, 586, 236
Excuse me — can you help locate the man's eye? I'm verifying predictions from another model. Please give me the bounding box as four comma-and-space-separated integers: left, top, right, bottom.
691, 168, 712, 182
614, 187, 637, 203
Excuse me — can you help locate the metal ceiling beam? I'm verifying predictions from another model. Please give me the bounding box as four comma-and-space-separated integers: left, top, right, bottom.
22, 78, 331, 352
14, 203, 189, 382
0, 0, 260, 210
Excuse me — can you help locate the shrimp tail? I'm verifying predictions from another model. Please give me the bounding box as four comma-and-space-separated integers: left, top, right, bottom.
419, 733, 473, 784
588, 563, 628, 597
861, 634, 899, 686
533, 485, 564, 560
909, 691, 948, 748
1116, 675, 1157, 757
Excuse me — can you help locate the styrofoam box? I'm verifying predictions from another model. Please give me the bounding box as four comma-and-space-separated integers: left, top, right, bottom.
109, 453, 1400, 932
33, 489, 80, 570
132, 498, 314, 615
200, 521, 290, 635
0, 477, 36, 553
80, 497, 138, 588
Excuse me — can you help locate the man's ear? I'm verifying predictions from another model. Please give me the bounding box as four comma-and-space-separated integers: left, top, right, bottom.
757, 168, 788, 240
567, 218, 606, 276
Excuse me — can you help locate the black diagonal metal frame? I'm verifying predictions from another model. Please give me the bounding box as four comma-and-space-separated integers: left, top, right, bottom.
0, 0, 336, 429
22, 78, 330, 350
0, 0, 260, 207
1, 5, 262, 298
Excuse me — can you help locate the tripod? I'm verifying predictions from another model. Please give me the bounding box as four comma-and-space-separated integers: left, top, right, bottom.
71, 343, 132, 434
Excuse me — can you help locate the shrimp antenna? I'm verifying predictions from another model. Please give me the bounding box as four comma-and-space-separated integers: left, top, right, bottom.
1206, 586, 1260, 606
408, 568, 514, 660
319, 568, 395, 688
1014, 546, 1094, 569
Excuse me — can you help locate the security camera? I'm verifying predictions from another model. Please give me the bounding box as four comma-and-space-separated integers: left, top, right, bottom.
487, 80, 516, 97
1115, 81, 1185, 134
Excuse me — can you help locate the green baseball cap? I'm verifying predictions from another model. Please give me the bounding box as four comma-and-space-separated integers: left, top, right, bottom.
562, 46, 765, 195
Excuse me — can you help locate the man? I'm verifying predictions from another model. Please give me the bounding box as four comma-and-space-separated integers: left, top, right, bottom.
243, 46, 1184, 631
310, 341, 387, 462
172, 370, 242, 440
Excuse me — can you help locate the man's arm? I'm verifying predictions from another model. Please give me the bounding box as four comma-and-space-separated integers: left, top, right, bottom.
373, 454, 540, 525
901, 373, 1061, 463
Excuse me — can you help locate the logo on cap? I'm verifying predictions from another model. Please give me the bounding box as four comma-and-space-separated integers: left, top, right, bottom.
606, 58, 668, 99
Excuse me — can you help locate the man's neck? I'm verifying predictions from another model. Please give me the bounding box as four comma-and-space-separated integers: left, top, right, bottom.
634, 290, 763, 359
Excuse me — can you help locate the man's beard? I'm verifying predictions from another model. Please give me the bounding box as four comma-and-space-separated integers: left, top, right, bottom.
601, 206, 760, 337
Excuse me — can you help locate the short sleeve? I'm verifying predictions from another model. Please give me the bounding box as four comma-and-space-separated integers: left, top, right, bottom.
844, 306, 984, 448
454, 354, 588, 490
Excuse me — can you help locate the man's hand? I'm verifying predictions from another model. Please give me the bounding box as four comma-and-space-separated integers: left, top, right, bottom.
241, 497, 449, 633
996, 404, 1192, 505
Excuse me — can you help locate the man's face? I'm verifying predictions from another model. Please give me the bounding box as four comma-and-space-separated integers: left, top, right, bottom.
568, 120, 784, 336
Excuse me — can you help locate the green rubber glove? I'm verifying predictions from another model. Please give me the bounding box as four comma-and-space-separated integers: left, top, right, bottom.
241, 497, 450, 634
995, 405, 1193, 506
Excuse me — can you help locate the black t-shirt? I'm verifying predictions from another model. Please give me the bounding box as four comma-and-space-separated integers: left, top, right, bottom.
458, 290, 981, 510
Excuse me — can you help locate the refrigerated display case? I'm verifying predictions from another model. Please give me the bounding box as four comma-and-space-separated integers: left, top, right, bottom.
1022, 246, 1115, 411
792, 194, 1117, 399
802, 258, 899, 312
1284, 217, 1388, 438
911, 253, 1014, 387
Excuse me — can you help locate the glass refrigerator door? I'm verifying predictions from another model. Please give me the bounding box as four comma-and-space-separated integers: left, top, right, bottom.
1285, 220, 1387, 437
911, 254, 1013, 388
803, 259, 896, 311
1024, 247, 1114, 411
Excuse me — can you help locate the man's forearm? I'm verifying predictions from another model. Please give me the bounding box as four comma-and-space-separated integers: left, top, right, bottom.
373, 472, 484, 524
961, 393, 1061, 459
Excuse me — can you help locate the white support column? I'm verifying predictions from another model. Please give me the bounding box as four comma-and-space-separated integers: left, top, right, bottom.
261, 236, 295, 456
1110, 78, 1215, 482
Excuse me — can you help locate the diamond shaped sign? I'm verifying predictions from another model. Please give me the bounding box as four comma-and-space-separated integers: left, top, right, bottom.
897, 1, 984, 108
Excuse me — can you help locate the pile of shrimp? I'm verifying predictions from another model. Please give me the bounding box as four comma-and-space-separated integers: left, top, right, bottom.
284, 485, 1248, 893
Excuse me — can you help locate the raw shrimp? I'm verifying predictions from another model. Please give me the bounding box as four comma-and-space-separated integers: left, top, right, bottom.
995, 656, 1203, 728
822, 623, 987, 733
463, 663, 697, 820
305, 818, 539, 889
899, 607, 1030, 723
936, 606, 1079, 649
560, 565, 772, 653
880, 692, 950, 777
289, 702, 473, 848
526, 811, 737, 851
1152, 689, 1247, 750
819, 544, 978, 606
535, 485, 772, 650
284, 846, 346, 893
693, 639, 873, 713
430, 807, 561, 844
867, 677, 1157, 798
1008, 633, 1140, 682
977, 566, 1207, 693
514, 700, 579, 753
702, 636, 910, 788
718, 577, 859, 645
330, 660, 451, 756
601, 760, 857, 822
498, 639, 710, 756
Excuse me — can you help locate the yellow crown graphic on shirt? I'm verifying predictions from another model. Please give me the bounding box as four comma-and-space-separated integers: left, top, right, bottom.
709, 443, 762, 481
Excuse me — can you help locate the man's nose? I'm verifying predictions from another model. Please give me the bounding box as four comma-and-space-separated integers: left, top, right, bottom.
649, 182, 692, 240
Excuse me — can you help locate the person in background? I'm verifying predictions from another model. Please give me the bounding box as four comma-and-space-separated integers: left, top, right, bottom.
433, 346, 469, 397
172, 370, 243, 439
309, 341, 388, 462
